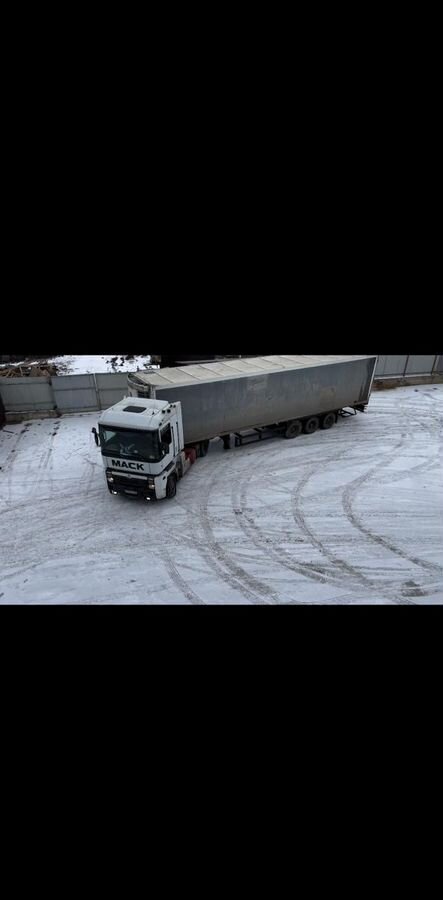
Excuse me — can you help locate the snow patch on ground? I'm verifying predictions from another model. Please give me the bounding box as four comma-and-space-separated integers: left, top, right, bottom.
0, 355, 156, 375
50, 355, 156, 374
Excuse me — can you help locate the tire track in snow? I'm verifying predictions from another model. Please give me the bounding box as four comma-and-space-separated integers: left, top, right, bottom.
343, 478, 443, 577
2, 428, 28, 502
230, 438, 403, 599
0, 427, 27, 471
27, 425, 59, 499
246, 402, 435, 602
188, 453, 280, 603
190, 428, 420, 603
341, 414, 443, 578
233, 467, 340, 595
227, 433, 373, 595
290, 446, 417, 605
159, 546, 205, 604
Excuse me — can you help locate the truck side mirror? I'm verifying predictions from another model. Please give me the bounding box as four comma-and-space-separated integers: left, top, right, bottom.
161, 442, 169, 456
92, 427, 100, 447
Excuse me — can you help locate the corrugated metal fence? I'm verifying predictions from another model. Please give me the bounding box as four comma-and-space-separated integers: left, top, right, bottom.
1, 357, 442, 417
375, 355, 442, 377
0, 377, 55, 413
50, 373, 129, 412
0, 372, 129, 416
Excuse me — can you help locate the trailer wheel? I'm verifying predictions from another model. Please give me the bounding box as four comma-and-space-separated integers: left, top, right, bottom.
285, 420, 302, 439
166, 475, 177, 499
321, 412, 336, 430
304, 416, 319, 435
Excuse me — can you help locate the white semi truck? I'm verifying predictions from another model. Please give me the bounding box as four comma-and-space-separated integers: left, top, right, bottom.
92, 355, 378, 501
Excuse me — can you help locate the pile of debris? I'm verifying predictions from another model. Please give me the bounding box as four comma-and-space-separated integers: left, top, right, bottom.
0, 361, 59, 378
106, 355, 134, 370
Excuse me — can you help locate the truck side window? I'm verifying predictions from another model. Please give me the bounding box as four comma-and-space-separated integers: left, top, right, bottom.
161, 425, 172, 445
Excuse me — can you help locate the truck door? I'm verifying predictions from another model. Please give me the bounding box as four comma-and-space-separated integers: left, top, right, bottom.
161, 424, 174, 459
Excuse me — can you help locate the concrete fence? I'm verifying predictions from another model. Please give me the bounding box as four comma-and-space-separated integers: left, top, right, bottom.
0, 371, 130, 418
1, 357, 442, 419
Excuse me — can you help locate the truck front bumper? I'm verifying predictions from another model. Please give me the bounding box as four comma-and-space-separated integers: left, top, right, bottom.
106, 470, 157, 500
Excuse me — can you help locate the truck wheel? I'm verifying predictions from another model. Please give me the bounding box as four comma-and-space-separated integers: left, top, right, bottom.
198, 440, 209, 457
166, 475, 177, 499
321, 412, 336, 430
285, 420, 302, 439
304, 416, 319, 435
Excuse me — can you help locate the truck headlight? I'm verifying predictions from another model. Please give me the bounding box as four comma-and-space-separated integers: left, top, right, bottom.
107, 474, 114, 482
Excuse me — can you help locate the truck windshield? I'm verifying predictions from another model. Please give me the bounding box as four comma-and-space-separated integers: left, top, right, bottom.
99, 426, 161, 462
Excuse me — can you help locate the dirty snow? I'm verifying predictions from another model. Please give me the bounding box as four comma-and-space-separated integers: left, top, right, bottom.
0, 355, 156, 375
0, 385, 442, 604
49, 355, 156, 374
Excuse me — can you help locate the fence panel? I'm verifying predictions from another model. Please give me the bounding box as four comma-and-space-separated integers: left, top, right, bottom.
405, 355, 438, 375
51, 374, 98, 412
375, 356, 408, 377
95, 372, 128, 410
0, 377, 54, 412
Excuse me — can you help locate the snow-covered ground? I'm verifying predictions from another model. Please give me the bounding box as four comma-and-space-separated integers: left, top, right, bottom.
1, 385, 442, 604
0, 355, 155, 374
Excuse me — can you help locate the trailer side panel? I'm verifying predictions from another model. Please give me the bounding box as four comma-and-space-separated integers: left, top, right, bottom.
135, 357, 377, 444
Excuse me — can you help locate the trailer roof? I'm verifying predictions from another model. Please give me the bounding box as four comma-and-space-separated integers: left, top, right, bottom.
130, 355, 377, 389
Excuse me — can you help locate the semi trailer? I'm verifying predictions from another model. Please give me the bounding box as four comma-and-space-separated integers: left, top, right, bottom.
92, 355, 378, 500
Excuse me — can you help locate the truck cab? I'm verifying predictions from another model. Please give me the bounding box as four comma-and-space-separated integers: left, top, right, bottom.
93, 397, 185, 500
